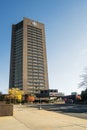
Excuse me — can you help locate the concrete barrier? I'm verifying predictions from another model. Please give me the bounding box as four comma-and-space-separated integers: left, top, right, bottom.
0, 104, 13, 116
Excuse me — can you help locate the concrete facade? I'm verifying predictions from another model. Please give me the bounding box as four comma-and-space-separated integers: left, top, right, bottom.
9, 18, 49, 94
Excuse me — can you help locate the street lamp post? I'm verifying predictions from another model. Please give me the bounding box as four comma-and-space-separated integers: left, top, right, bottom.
39, 86, 42, 110
39, 96, 42, 110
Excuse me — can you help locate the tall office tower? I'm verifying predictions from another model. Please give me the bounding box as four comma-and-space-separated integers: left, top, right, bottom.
9, 18, 49, 94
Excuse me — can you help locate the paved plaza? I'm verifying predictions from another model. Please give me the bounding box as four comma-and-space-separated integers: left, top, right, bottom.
0, 105, 87, 130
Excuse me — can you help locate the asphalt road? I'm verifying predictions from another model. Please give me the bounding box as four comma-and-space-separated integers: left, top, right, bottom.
29, 104, 87, 119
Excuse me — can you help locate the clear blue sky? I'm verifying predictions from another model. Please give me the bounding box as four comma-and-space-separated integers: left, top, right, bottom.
0, 0, 87, 94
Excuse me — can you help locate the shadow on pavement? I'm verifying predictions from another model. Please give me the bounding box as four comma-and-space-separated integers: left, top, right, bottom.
27, 104, 87, 119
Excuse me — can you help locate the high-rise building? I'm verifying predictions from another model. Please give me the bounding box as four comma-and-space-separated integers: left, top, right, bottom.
9, 17, 49, 94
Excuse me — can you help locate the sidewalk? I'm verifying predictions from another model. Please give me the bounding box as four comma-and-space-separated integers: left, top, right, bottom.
0, 105, 87, 130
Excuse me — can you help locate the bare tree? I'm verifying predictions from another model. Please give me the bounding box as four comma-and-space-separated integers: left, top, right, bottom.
79, 68, 87, 88
79, 68, 87, 104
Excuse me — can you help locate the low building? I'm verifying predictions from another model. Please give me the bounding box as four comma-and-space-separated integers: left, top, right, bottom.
36, 89, 58, 98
